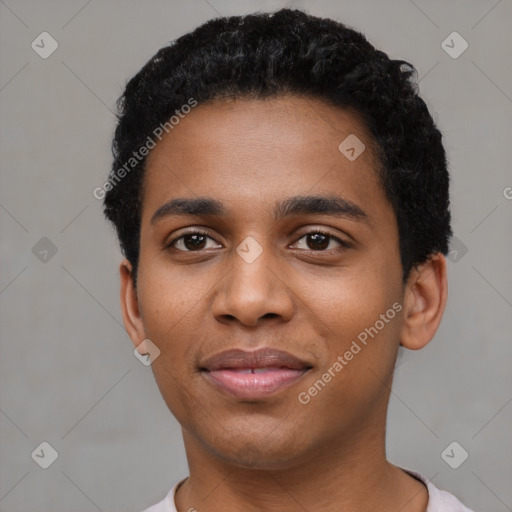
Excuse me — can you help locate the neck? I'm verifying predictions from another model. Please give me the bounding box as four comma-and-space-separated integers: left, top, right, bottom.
174, 422, 427, 512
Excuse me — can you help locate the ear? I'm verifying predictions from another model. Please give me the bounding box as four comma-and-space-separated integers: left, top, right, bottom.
119, 259, 146, 349
400, 253, 448, 350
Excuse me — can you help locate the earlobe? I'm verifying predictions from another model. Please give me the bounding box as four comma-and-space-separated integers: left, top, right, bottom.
400, 253, 448, 351
119, 259, 146, 348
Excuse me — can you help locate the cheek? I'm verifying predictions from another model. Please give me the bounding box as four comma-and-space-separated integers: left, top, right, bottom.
305, 259, 401, 334
308, 263, 403, 386
138, 272, 206, 421
138, 248, 202, 328
136, 261, 205, 373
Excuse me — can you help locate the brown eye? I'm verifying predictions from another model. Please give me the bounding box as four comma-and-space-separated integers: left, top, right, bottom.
167, 230, 221, 252
181, 233, 207, 251
293, 230, 349, 252
306, 233, 330, 250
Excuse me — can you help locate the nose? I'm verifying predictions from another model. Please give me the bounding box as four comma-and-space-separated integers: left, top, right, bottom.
211, 245, 294, 328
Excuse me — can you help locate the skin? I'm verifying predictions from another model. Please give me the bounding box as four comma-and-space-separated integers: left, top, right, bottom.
120, 95, 448, 512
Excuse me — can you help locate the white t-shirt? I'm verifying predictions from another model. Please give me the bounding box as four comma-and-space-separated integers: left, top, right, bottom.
141, 467, 475, 512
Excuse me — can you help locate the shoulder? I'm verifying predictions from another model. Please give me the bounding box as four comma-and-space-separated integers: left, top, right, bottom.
139, 477, 188, 512
400, 467, 476, 512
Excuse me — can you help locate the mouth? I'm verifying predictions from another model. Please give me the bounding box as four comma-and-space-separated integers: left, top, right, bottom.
199, 347, 312, 400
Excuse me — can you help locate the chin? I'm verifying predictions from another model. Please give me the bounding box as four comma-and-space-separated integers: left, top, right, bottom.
210, 435, 308, 471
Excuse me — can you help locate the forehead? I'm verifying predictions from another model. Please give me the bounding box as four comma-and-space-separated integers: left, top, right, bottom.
142, 95, 388, 223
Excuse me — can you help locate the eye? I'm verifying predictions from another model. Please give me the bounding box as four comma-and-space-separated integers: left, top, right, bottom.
165, 228, 351, 253
292, 230, 350, 252
166, 230, 221, 252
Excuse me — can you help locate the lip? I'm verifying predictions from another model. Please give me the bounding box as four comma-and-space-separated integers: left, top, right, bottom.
200, 347, 312, 400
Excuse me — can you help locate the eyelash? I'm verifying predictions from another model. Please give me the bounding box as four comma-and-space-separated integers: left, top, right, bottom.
165, 228, 351, 253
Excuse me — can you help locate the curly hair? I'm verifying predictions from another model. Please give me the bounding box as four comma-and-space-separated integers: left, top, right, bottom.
103, 8, 451, 284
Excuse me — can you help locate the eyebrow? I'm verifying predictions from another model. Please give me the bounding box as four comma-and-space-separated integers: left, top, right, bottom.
150, 195, 371, 226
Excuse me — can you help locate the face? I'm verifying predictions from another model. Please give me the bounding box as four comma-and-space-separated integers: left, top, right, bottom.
125, 95, 407, 469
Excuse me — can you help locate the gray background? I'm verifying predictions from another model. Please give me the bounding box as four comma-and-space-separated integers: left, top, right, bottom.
1, 1, 511, 511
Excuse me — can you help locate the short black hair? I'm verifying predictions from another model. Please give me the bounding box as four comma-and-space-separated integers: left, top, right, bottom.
104, 8, 451, 284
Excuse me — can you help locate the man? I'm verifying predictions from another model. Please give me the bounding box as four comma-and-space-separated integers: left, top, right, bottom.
103, 8, 475, 512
